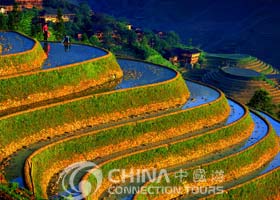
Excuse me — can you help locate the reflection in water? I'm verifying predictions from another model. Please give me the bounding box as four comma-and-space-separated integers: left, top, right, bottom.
64, 43, 71, 52
43, 42, 50, 56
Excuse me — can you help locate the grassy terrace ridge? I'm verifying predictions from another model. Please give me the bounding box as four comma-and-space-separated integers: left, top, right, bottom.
205, 53, 250, 61
0, 43, 123, 111
204, 166, 280, 200
24, 85, 228, 199
82, 102, 253, 199
134, 111, 279, 200
0, 64, 189, 160
0, 31, 47, 76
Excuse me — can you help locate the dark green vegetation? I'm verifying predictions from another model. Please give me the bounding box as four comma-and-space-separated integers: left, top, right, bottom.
0, 2, 195, 69
0, 183, 33, 200
89, 0, 280, 68
247, 89, 276, 115
0, 7, 42, 39
26, 94, 229, 198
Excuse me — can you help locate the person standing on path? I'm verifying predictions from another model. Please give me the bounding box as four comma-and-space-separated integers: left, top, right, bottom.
43, 23, 49, 41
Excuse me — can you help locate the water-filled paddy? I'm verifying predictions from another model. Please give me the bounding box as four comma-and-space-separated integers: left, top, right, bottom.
116, 59, 177, 89
0, 32, 34, 55
41, 42, 107, 69
222, 67, 261, 78
182, 81, 220, 109
258, 112, 280, 174
238, 112, 268, 151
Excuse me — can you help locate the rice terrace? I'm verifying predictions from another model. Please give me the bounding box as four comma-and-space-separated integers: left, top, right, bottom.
0, 1, 280, 200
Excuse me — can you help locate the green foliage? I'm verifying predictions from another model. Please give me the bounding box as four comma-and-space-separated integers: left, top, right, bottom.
1, 3, 186, 69
30, 10, 43, 39
165, 31, 181, 46
55, 8, 65, 40
264, 78, 276, 87
247, 89, 275, 114
16, 11, 34, 35
7, 4, 21, 30
0, 14, 8, 30
0, 8, 41, 38
194, 63, 201, 69
146, 51, 177, 70
89, 35, 101, 46
0, 183, 33, 200
199, 51, 207, 64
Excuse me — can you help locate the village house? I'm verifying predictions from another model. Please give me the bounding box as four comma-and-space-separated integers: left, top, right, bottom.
164, 48, 201, 66
39, 13, 75, 23
15, 0, 43, 9
0, 0, 43, 13
94, 31, 104, 41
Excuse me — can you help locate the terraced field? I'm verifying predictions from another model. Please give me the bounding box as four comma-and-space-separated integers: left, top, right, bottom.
202, 67, 280, 104
0, 31, 279, 200
0, 31, 47, 76
204, 53, 278, 75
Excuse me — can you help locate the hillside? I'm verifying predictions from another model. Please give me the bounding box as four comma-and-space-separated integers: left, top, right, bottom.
85, 0, 280, 68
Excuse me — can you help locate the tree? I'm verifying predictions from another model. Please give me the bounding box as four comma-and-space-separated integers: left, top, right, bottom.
153, 36, 169, 54
8, 3, 21, 30
89, 35, 101, 46
165, 31, 180, 46
17, 10, 35, 35
55, 8, 65, 39
247, 89, 275, 114
0, 14, 8, 30
30, 9, 42, 38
